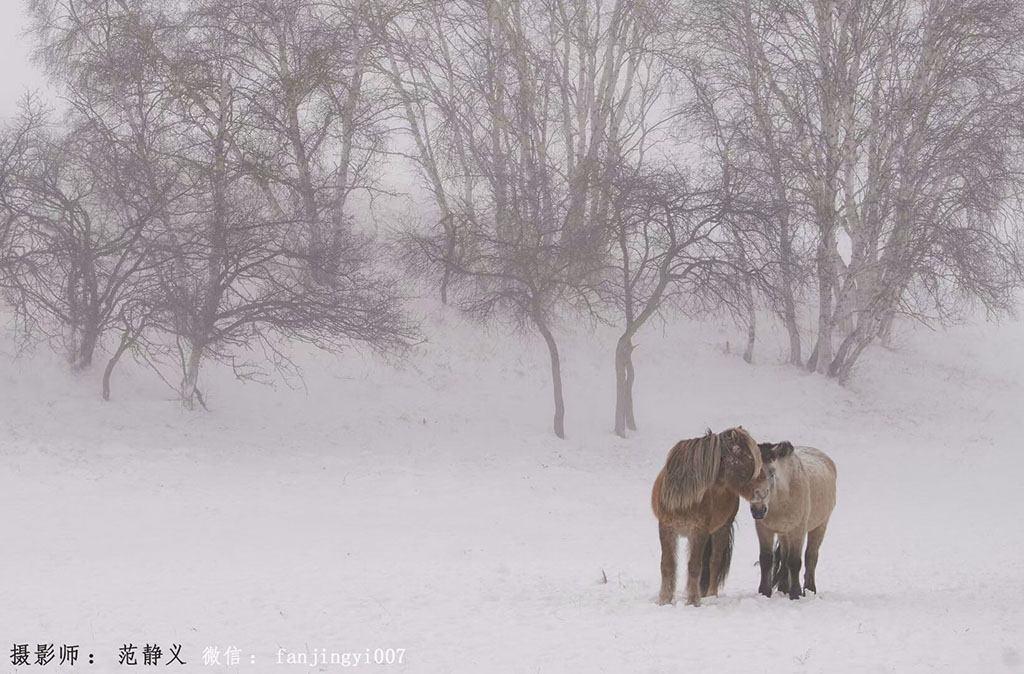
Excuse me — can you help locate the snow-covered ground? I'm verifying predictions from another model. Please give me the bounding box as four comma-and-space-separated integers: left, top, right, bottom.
2, 304, 1022, 673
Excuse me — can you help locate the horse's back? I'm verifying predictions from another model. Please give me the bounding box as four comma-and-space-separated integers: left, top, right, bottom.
796, 446, 837, 478
795, 446, 837, 529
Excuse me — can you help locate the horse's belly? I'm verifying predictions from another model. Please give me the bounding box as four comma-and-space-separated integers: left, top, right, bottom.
657, 491, 738, 534
807, 493, 836, 531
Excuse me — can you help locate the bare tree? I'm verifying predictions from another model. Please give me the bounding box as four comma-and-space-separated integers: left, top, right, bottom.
0, 101, 166, 377
603, 161, 745, 436
822, 0, 1024, 381
391, 0, 770, 436
157, 0, 415, 407
390, 0, 640, 438
23, 0, 417, 406
689, 0, 1024, 382
684, 0, 814, 366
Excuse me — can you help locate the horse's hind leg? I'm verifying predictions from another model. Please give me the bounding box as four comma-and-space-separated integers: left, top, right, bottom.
685, 530, 710, 606
657, 522, 678, 605
804, 519, 829, 595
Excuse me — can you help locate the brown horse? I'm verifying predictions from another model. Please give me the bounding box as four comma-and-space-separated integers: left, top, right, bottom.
748, 441, 837, 599
651, 427, 764, 606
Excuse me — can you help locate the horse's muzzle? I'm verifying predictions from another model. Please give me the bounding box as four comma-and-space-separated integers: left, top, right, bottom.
750, 504, 768, 519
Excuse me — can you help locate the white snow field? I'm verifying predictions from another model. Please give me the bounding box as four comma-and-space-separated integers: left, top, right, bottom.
2, 304, 1023, 673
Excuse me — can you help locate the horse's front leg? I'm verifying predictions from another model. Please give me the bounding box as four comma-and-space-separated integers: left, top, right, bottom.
755, 521, 774, 598
685, 531, 710, 606
781, 532, 806, 600
774, 540, 790, 596
657, 522, 677, 605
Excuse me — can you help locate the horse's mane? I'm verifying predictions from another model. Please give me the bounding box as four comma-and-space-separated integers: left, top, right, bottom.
659, 427, 762, 514
659, 429, 724, 512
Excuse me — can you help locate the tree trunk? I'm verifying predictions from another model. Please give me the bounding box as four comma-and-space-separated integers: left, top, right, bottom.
828, 331, 858, 380
809, 238, 835, 374
534, 317, 565, 439
782, 306, 800, 366
778, 228, 802, 366
386, 52, 456, 306
878, 311, 895, 348
614, 333, 637, 438
743, 275, 756, 364
180, 343, 203, 410
829, 312, 880, 383
744, 312, 756, 364
102, 330, 134, 401
74, 321, 100, 370
624, 352, 636, 432
829, 325, 874, 384
806, 339, 820, 373
439, 215, 456, 306
835, 336, 873, 385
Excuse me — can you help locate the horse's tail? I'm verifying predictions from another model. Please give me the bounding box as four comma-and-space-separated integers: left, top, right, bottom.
699, 522, 735, 596
716, 522, 735, 593
699, 537, 712, 596
770, 541, 784, 589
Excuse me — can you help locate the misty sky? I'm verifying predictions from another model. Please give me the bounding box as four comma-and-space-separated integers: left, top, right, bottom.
0, 3, 47, 119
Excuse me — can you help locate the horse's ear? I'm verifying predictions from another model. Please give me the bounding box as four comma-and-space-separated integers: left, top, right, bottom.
757, 442, 777, 462
775, 441, 794, 457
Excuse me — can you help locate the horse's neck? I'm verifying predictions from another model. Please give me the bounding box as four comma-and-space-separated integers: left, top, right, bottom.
710, 483, 735, 499
774, 455, 801, 494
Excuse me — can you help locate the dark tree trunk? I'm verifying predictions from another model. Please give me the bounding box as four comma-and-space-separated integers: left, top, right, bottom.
534, 317, 565, 439
783, 308, 802, 366
806, 340, 819, 372
74, 321, 100, 370
836, 338, 873, 385
102, 330, 135, 401
829, 318, 877, 384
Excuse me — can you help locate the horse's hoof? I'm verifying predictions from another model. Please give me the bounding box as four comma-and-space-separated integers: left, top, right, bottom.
685, 597, 702, 607
657, 594, 674, 606
789, 592, 801, 600
758, 586, 772, 598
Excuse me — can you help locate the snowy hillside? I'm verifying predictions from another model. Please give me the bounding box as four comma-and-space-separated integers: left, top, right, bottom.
2, 305, 1022, 673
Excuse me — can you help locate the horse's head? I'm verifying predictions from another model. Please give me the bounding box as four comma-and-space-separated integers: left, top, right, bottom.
717, 427, 764, 494
747, 441, 794, 519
